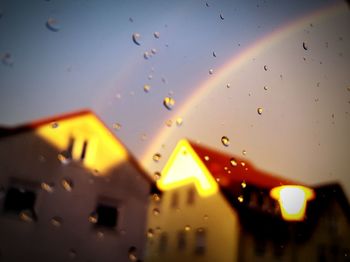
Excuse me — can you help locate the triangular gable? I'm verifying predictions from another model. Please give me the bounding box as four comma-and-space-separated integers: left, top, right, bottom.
157, 139, 218, 197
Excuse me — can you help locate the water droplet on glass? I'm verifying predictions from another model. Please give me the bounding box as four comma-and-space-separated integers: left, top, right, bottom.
147, 228, 154, 238
204, 156, 210, 161
257, 107, 263, 115
1, 52, 13, 66
241, 161, 246, 167
263, 86, 268, 91
46, 18, 60, 32
153, 172, 161, 180
163, 97, 175, 110
41, 182, 54, 193
61, 178, 73, 192
143, 84, 151, 93
51, 122, 59, 128
132, 33, 141, 46
97, 231, 104, 239
263, 65, 268, 71
69, 249, 77, 259
221, 136, 230, 147
184, 225, 191, 231
302, 41, 308, 51
151, 48, 157, 55
237, 195, 244, 203
89, 212, 98, 224
129, 17, 134, 23
176, 117, 183, 126
154, 32, 160, 39
58, 153, 70, 165
213, 51, 217, 57
152, 193, 161, 202
51, 216, 63, 227
230, 158, 238, 167
226, 84, 230, 88
242, 150, 247, 156
165, 119, 173, 127
128, 246, 138, 261
153, 153, 161, 162
112, 122, 121, 130
220, 14, 224, 20
144, 51, 150, 59
209, 69, 214, 75
203, 214, 209, 220
206, 2, 210, 7
241, 181, 247, 188
152, 208, 160, 216
19, 210, 34, 222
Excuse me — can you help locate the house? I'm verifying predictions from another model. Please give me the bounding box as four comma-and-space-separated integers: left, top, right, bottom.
0, 110, 154, 262
145, 139, 350, 262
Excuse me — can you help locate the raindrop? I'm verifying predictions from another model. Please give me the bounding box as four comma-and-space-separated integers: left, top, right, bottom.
151, 48, 157, 55
61, 178, 73, 192
152, 208, 160, 216
163, 97, 175, 110
153, 153, 161, 162
147, 228, 154, 238
153, 172, 161, 180
213, 51, 217, 57
209, 69, 214, 75
1, 52, 13, 66
263, 65, 268, 71
230, 158, 238, 167
143, 51, 150, 59
184, 225, 191, 231
176, 117, 183, 126
69, 249, 77, 259
165, 119, 173, 127
154, 31, 160, 39
161, 77, 167, 84
143, 84, 151, 93
41, 182, 54, 193
152, 193, 161, 202
89, 212, 98, 224
46, 18, 60, 32
112, 122, 121, 130
205, 2, 210, 7
203, 214, 209, 220
226, 84, 230, 88
221, 136, 230, 147
302, 41, 308, 51
97, 231, 104, 238
128, 246, 138, 261
237, 195, 244, 203
241, 162, 246, 167
132, 33, 141, 46
263, 86, 268, 91
242, 150, 247, 156
241, 181, 247, 188
19, 210, 34, 222
57, 153, 70, 165
257, 107, 263, 115
129, 17, 134, 23
51, 216, 63, 227
51, 122, 59, 128
148, 74, 153, 80
220, 14, 224, 20
204, 156, 210, 161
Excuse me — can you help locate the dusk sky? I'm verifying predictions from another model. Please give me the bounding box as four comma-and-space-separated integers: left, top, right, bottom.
0, 0, 349, 197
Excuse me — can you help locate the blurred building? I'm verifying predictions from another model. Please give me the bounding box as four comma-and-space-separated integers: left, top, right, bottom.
0, 110, 154, 262
146, 139, 350, 262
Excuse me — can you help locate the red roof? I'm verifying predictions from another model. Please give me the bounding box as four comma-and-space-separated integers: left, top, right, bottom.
188, 141, 301, 190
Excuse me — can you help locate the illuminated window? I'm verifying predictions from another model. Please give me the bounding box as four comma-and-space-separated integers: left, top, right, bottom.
187, 187, 195, 205
177, 230, 186, 251
3, 187, 37, 219
194, 228, 206, 255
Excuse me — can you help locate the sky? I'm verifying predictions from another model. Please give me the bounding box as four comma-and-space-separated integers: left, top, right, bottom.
0, 0, 349, 197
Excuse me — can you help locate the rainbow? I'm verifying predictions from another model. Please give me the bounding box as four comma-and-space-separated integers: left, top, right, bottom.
141, 1, 347, 169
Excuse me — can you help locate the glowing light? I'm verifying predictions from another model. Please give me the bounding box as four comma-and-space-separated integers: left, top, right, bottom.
157, 140, 218, 197
36, 113, 128, 175
270, 185, 315, 221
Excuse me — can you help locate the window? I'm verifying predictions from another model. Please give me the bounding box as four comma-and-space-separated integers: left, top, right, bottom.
3, 187, 37, 220
170, 191, 179, 209
187, 187, 195, 205
177, 230, 186, 251
93, 204, 118, 228
80, 140, 88, 160
195, 228, 206, 255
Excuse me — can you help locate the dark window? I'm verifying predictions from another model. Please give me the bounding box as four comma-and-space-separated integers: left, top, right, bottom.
159, 233, 168, 253
171, 191, 179, 209
80, 140, 88, 160
195, 228, 206, 255
187, 187, 195, 205
177, 230, 186, 251
95, 204, 118, 228
3, 187, 37, 219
